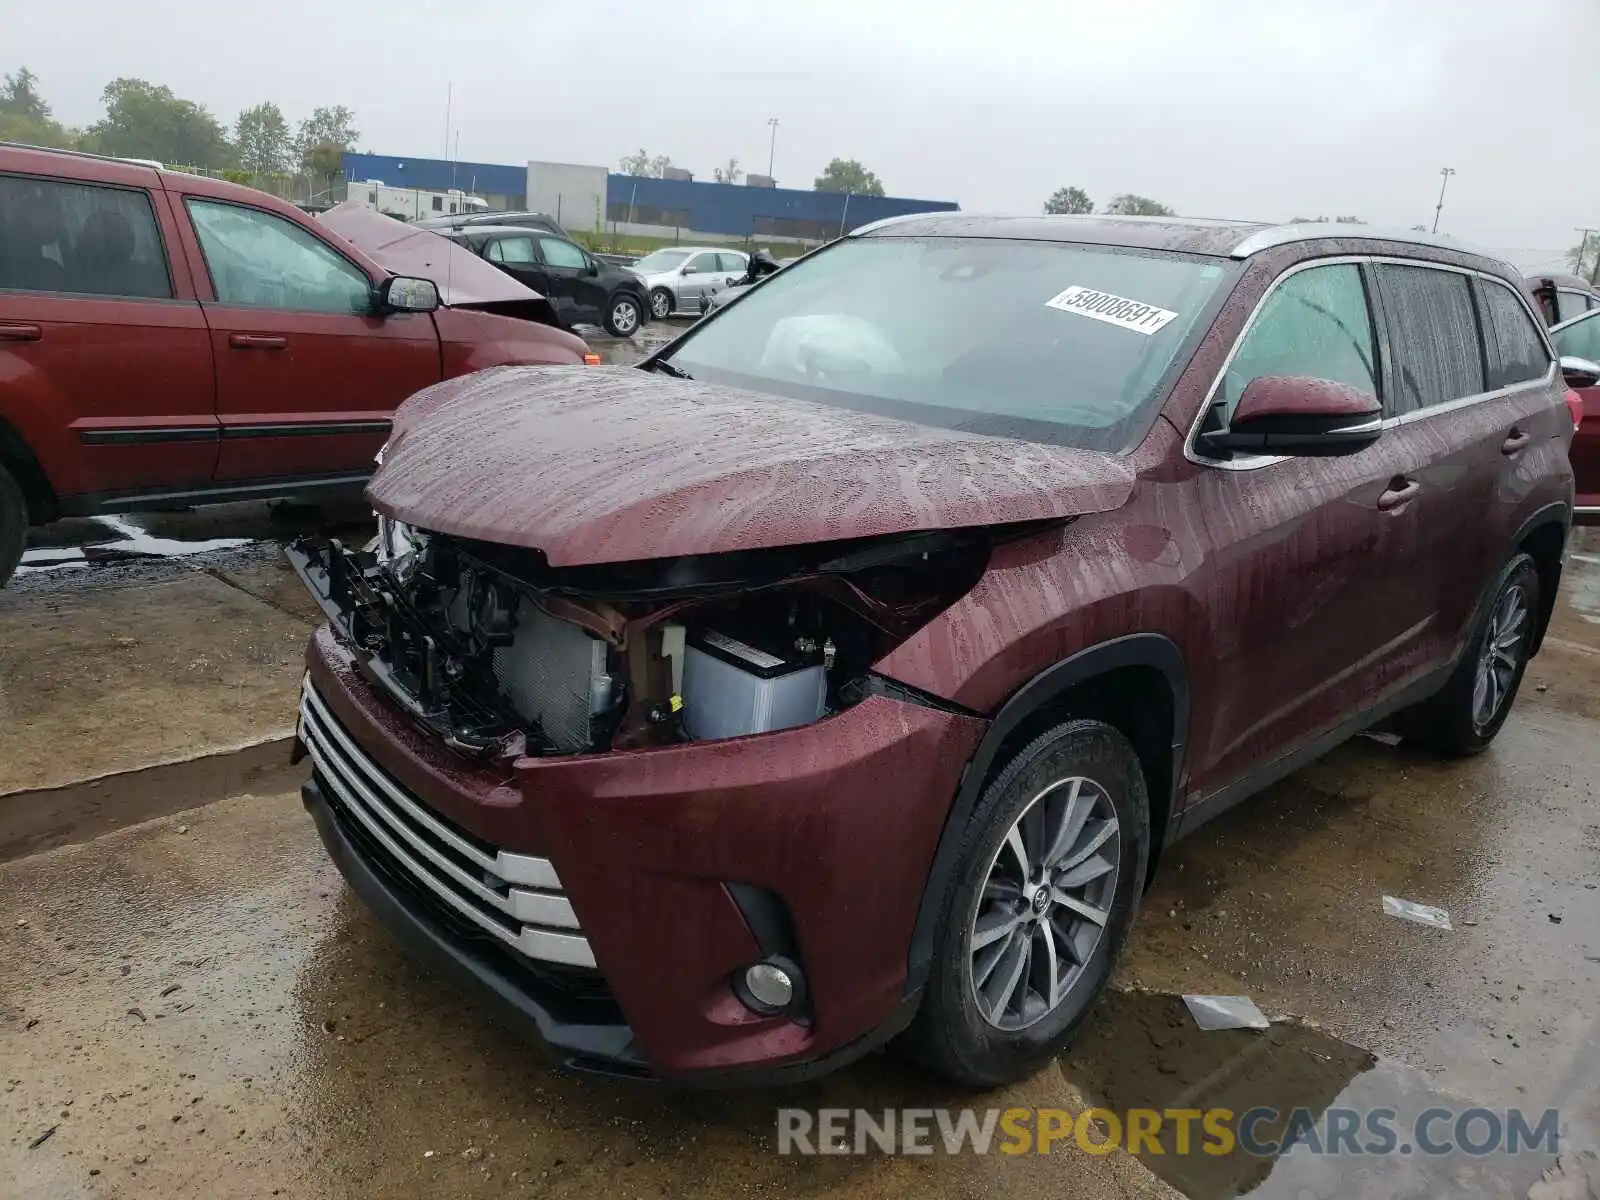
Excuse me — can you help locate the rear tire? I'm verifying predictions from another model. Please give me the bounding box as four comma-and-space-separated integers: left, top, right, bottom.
896, 719, 1149, 1086
1400, 552, 1540, 757
0, 461, 27, 587
649, 288, 673, 320
604, 293, 643, 337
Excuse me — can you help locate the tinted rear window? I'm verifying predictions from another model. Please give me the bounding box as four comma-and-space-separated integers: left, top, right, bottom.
1478, 281, 1551, 389
1375, 264, 1485, 412
659, 237, 1232, 451
0, 174, 171, 299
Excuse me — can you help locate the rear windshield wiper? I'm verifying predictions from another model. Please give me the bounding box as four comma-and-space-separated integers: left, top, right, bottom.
646, 358, 693, 380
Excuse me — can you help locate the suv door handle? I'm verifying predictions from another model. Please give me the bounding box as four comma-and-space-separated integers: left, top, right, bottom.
1377, 478, 1420, 511
228, 333, 288, 350
1501, 428, 1530, 454
0, 323, 42, 342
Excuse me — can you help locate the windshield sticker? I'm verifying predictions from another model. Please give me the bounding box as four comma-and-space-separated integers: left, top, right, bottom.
1045, 286, 1179, 335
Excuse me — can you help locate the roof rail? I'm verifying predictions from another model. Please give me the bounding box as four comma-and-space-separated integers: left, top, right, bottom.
1229, 223, 1494, 260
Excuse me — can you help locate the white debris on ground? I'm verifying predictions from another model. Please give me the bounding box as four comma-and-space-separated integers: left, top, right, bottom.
1382, 895, 1453, 929
1182, 994, 1271, 1031
1527, 1151, 1600, 1200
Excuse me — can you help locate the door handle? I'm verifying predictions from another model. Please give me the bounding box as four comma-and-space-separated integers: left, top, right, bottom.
1377, 478, 1420, 511
0, 323, 42, 342
1501, 428, 1530, 454
228, 333, 288, 350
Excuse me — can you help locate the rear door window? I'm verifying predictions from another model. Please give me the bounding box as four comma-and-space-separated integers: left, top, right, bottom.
1218, 263, 1379, 422
717, 253, 746, 273
0, 174, 171, 299
1373, 264, 1485, 413
1477, 280, 1552, 389
485, 235, 537, 264
1554, 311, 1600, 363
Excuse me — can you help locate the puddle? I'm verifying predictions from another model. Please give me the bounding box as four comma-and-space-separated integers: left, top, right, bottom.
1063, 991, 1562, 1198
0, 734, 304, 860
18, 500, 373, 577
1567, 551, 1600, 625
586, 320, 688, 368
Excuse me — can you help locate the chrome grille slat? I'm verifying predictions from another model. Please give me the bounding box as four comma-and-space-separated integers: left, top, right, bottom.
301, 680, 563, 890
303, 705, 580, 930
299, 678, 594, 968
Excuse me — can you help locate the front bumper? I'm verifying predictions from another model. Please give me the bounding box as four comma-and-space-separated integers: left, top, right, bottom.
301, 626, 986, 1082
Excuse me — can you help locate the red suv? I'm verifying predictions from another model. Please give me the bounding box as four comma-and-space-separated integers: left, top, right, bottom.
1550, 305, 1600, 521
290, 216, 1584, 1087
0, 145, 589, 584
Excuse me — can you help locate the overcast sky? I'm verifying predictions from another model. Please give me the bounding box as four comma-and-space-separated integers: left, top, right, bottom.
7, 0, 1597, 270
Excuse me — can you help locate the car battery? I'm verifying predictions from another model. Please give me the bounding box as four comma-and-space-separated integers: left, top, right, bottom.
681, 627, 827, 740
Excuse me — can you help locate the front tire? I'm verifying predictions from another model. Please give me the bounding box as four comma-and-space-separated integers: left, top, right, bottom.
898, 719, 1149, 1086
1401, 552, 1540, 757
0, 461, 27, 587
649, 288, 673, 320
604, 293, 642, 337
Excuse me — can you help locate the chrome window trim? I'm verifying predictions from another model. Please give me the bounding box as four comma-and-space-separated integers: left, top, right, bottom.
1185, 255, 1557, 472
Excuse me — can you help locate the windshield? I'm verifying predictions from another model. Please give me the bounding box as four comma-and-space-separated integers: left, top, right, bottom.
634, 250, 692, 274
659, 237, 1232, 451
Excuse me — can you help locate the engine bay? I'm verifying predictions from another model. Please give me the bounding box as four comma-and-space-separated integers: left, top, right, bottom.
286, 520, 1012, 761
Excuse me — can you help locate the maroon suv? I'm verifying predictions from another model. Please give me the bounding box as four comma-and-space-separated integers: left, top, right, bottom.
290, 215, 1584, 1086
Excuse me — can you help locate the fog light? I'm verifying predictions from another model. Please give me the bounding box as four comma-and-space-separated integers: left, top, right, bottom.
744, 962, 794, 1008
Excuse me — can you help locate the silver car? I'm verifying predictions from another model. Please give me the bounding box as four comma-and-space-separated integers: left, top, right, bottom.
630, 247, 749, 319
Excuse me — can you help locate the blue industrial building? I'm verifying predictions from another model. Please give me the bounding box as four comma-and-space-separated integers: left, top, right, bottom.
340, 152, 958, 241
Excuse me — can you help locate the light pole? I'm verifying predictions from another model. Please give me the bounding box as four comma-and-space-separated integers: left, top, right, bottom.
766, 117, 780, 180
1431, 167, 1455, 235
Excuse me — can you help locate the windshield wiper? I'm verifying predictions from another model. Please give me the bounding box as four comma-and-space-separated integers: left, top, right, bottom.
646, 358, 693, 380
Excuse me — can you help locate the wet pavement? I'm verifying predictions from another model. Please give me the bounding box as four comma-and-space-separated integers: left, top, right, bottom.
2, 447, 1599, 1196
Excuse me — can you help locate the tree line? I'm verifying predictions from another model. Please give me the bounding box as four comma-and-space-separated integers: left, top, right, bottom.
1, 67, 359, 189
620, 148, 888, 197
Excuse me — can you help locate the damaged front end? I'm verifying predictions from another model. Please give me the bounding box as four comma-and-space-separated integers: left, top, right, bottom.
288, 520, 1030, 763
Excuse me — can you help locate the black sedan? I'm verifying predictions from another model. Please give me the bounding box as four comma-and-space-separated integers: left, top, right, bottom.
443, 226, 649, 337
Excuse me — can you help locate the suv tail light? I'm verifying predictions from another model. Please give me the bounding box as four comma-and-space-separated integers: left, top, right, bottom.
1565, 389, 1585, 432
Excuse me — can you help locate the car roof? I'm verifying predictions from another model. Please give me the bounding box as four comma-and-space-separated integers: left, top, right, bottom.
450, 225, 570, 238
1527, 272, 1600, 295
850, 212, 1510, 270
638, 246, 745, 256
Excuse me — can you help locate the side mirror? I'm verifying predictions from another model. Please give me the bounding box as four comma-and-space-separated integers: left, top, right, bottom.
1198, 375, 1382, 458
376, 275, 440, 313
680, 263, 698, 276
586, 258, 600, 276
1560, 355, 1600, 388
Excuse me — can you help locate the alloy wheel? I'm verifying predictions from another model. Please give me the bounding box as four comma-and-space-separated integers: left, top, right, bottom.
650, 290, 672, 319
967, 775, 1121, 1031
1473, 581, 1528, 731
611, 299, 639, 335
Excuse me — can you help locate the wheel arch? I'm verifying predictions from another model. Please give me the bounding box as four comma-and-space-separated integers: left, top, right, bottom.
1512, 501, 1570, 656
0, 416, 59, 524
904, 633, 1189, 997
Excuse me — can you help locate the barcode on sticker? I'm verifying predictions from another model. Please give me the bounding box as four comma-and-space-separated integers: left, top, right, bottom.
1045, 285, 1179, 335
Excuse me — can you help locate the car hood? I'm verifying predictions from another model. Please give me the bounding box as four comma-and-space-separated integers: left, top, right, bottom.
318, 203, 545, 309
369, 366, 1136, 567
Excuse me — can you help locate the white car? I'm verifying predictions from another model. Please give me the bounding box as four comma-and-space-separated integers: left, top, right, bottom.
630, 247, 749, 319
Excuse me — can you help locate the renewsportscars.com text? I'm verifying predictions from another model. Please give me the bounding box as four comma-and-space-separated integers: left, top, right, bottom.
776, 1106, 1560, 1158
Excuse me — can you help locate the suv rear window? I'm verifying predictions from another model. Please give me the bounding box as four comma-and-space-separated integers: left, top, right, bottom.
0, 174, 171, 299
1375, 264, 1485, 412
659, 237, 1231, 451
1478, 280, 1551, 389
